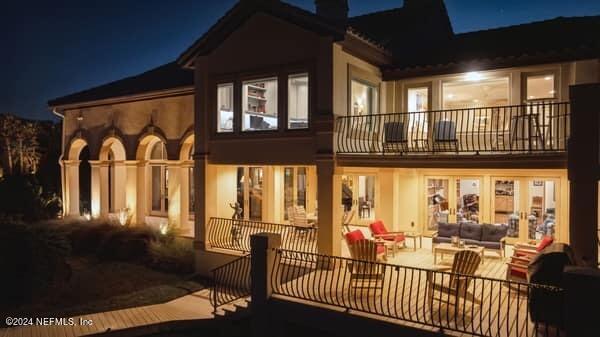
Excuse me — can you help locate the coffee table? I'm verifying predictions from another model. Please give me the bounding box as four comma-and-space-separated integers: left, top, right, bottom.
433, 243, 484, 265
404, 232, 422, 251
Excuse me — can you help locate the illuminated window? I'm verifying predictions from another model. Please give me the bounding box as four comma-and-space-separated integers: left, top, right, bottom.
243, 78, 278, 131
217, 83, 234, 132
525, 73, 556, 101
443, 75, 509, 109
149, 141, 168, 215
288, 74, 309, 129
350, 79, 378, 116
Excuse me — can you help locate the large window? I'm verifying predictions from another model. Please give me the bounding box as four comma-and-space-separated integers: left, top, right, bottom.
442, 73, 509, 109
243, 78, 278, 131
350, 79, 378, 116
525, 73, 556, 101
288, 74, 309, 129
217, 83, 234, 133
150, 141, 168, 215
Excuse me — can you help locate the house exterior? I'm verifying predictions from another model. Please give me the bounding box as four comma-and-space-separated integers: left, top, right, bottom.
49, 0, 600, 272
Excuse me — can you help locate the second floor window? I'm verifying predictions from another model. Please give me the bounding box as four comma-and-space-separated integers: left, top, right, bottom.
525, 73, 556, 102
217, 83, 234, 133
350, 79, 378, 116
243, 78, 278, 131
288, 74, 309, 129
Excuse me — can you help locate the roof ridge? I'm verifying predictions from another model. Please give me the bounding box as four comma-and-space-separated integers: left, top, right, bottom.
455, 15, 600, 36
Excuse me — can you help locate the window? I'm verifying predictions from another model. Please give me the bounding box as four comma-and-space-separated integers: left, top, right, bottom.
350, 79, 378, 116
188, 145, 194, 216
288, 74, 309, 129
525, 73, 556, 101
442, 73, 509, 109
149, 141, 168, 214
217, 83, 234, 132
243, 78, 278, 131
407, 87, 429, 112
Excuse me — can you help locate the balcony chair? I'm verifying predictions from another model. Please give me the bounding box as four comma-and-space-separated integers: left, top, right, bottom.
426, 250, 482, 312
368, 220, 406, 253
505, 236, 554, 282
383, 121, 408, 154
344, 231, 386, 290
290, 205, 315, 236
432, 120, 458, 153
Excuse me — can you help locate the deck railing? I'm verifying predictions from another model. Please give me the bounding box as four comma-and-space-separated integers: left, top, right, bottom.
207, 217, 318, 254
335, 101, 570, 155
210, 254, 251, 312
271, 249, 565, 337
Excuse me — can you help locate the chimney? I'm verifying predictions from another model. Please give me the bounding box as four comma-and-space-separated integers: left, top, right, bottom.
315, 0, 348, 25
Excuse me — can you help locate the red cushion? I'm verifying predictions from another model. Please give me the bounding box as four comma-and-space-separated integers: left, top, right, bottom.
369, 220, 387, 235
379, 234, 405, 242
536, 236, 554, 252
376, 245, 385, 255
345, 230, 365, 245
510, 268, 527, 278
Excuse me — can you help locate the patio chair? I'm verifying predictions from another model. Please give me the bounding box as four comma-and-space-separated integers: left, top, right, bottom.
368, 220, 405, 252
344, 233, 386, 289
432, 120, 458, 152
383, 121, 408, 154
426, 250, 482, 311
506, 236, 554, 282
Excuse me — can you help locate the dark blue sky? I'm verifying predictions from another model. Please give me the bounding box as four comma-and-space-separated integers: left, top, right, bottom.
3, 0, 600, 121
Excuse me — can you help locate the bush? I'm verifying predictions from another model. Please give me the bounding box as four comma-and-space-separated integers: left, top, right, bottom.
147, 237, 195, 274
0, 174, 61, 221
0, 222, 71, 305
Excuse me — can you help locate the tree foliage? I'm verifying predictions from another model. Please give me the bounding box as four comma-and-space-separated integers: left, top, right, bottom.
0, 113, 41, 175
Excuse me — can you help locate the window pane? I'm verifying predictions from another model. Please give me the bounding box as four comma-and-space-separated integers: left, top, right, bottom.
150, 141, 166, 160
243, 78, 278, 131
427, 178, 449, 231
407, 87, 428, 112
288, 74, 308, 129
528, 180, 556, 240
164, 167, 169, 212
189, 167, 194, 215
526, 74, 555, 100
442, 75, 508, 109
350, 80, 378, 116
236, 167, 245, 219
151, 166, 161, 211
297, 167, 307, 208
494, 180, 520, 238
249, 167, 263, 220
284, 168, 294, 220
457, 178, 480, 223
217, 83, 234, 132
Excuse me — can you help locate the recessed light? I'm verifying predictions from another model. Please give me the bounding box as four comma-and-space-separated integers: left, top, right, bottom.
549, 90, 556, 94
473, 99, 479, 103
544, 76, 552, 81
465, 71, 484, 82
447, 94, 454, 99
529, 95, 536, 99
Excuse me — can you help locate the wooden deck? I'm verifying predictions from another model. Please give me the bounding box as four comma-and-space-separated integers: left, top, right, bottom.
0, 289, 215, 337
273, 240, 563, 337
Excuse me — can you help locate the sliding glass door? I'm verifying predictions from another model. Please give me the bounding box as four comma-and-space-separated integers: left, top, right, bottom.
237, 167, 264, 221
342, 174, 376, 226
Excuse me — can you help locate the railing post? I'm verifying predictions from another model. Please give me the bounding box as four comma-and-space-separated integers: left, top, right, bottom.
250, 232, 281, 337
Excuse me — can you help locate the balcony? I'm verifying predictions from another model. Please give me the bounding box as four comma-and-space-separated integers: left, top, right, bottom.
335, 102, 570, 156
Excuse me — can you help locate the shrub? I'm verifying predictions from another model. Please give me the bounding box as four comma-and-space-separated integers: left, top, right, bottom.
148, 237, 195, 274
0, 174, 61, 221
0, 222, 71, 305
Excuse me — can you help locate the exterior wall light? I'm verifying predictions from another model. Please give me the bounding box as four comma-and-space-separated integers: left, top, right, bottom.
464, 71, 483, 82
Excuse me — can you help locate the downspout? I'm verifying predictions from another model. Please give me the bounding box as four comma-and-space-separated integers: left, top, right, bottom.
52, 108, 67, 218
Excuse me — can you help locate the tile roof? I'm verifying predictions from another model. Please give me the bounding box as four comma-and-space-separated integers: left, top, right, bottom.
48, 62, 193, 107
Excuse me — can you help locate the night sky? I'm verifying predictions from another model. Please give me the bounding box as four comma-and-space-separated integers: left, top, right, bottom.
3, 0, 600, 121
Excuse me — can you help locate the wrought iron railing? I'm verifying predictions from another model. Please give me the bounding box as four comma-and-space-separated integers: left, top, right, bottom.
211, 254, 251, 313
270, 249, 565, 337
335, 102, 570, 155
207, 217, 318, 254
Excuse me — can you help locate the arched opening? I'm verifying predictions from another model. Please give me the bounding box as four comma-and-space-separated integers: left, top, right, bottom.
180, 134, 195, 220
65, 137, 89, 217
99, 137, 127, 216
149, 140, 168, 215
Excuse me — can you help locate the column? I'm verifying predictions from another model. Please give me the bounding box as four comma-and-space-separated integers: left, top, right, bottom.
113, 161, 127, 211
89, 160, 102, 219
136, 161, 147, 225
568, 83, 600, 267
124, 160, 138, 224
167, 161, 182, 228
99, 161, 109, 217
316, 158, 339, 256
63, 160, 80, 217
179, 162, 192, 234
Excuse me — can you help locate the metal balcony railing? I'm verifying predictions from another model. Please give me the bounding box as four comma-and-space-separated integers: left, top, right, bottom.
210, 254, 251, 312
335, 102, 570, 155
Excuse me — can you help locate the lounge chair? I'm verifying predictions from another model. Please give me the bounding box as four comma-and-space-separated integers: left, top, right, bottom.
506, 236, 554, 282
344, 230, 386, 289
383, 121, 408, 154
432, 120, 458, 152
368, 220, 405, 253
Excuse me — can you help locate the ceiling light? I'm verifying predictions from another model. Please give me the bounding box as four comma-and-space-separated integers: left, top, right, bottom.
473, 99, 479, 103
464, 71, 484, 82
529, 95, 536, 99
549, 90, 556, 94
544, 76, 552, 81
447, 93, 454, 99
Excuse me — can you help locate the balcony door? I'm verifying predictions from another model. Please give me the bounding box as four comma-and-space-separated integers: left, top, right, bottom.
236, 167, 264, 221
342, 174, 376, 226
491, 177, 560, 243
425, 176, 482, 235
284, 167, 308, 221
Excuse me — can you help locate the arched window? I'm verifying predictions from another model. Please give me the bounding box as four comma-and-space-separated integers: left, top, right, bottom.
188, 145, 195, 216
149, 141, 168, 215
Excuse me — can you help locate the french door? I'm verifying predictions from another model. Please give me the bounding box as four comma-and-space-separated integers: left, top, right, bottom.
424, 176, 482, 235
236, 167, 264, 221
283, 167, 308, 220
492, 177, 560, 243
342, 174, 376, 226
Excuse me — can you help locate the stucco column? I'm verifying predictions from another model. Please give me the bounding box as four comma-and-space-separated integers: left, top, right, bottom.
194, 154, 208, 250
167, 161, 182, 228
113, 161, 127, 212
63, 160, 80, 217
568, 83, 600, 267
89, 160, 102, 219
136, 161, 147, 225
179, 162, 193, 235
99, 161, 110, 217
316, 157, 339, 256
124, 160, 138, 224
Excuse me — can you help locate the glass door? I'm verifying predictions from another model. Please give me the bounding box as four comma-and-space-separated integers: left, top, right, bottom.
284, 167, 308, 220
425, 177, 451, 233
492, 178, 522, 243
455, 177, 482, 223
342, 174, 376, 226
525, 179, 558, 241
237, 167, 264, 221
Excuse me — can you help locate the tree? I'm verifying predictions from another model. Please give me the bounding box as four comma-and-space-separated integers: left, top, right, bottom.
0, 114, 18, 174
0, 114, 41, 175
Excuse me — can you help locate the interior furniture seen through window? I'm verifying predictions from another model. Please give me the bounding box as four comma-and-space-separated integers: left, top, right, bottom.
217, 83, 234, 133
525, 73, 556, 101
243, 78, 278, 131
442, 73, 509, 109
288, 74, 309, 129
